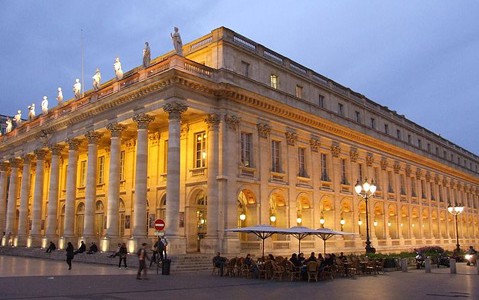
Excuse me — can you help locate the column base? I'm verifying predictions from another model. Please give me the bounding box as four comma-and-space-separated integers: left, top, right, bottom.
16, 234, 28, 247
200, 236, 219, 254
165, 236, 186, 255
28, 234, 43, 248
222, 236, 241, 256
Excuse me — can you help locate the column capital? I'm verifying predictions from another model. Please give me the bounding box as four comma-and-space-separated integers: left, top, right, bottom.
9, 158, 22, 168
205, 113, 220, 131
133, 113, 154, 129
257, 123, 271, 139
107, 123, 126, 137
66, 138, 81, 150
22, 154, 34, 164
163, 102, 188, 120
49, 144, 64, 155
34, 149, 48, 160
85, 130, 103, 144
224, 114, 240, 131
0, 161, 9, 172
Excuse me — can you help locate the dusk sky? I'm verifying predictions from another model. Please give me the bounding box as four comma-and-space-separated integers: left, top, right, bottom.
1, 1, 478, 154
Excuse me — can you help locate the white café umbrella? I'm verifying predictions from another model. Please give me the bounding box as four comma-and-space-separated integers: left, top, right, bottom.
225, 224, 284, 258
315, 228, 357, 255
278, 226, 320, 254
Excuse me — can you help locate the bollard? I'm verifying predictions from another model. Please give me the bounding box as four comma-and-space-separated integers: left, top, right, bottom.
449, 258, 456, 274
425, 257, 431, 273
401, 258, 408, 272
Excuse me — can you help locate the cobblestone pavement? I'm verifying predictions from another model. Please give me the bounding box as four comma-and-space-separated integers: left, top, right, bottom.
1, 255, 478, 300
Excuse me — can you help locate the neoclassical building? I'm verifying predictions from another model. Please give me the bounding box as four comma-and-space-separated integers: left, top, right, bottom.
0, 27, 478, 255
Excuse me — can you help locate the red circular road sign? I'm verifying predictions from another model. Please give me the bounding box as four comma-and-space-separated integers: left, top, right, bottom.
154, 219, 165, 231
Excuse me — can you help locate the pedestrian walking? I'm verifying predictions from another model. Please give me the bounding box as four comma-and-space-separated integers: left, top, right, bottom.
136, 243, 150, 280
66, 242, 75, 270
119, 242, 128, 268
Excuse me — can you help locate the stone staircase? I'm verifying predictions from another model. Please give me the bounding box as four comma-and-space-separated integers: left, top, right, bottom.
0, 246, 212, 273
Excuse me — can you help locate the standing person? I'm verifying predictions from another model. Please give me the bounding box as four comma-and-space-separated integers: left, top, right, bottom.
119, 242, 128, 269
212, 252, 226, 276
136, 243, 150, 280
66, 242, 75, 270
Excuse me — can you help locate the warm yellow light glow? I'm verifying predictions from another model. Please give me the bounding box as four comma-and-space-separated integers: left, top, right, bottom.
373, 220, 378, 227
239, 213, 246, 221
270, 214, 276, 223
340, 218, 346, 225
358, 219, 363, 226
296, 217, 302, 224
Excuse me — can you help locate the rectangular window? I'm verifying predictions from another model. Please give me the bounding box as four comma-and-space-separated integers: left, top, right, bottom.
355, 111, 361, 123
370, 118, 376, 129
358, 164, 363, 183
318, 94, 325, 108
411, 177, 416, 197
338, 103, 344, 116
163, 140, 168, 173
270, 74, 279, 89
427, 143, 431, 152
98, 156, 105, 184
396, 129, 401, 140
400, 175, 406, 195
295, 85, 303, 98
321, 153, 329, 181
430, 182, 435, 200
120, 151, 125, 180
388, 171, 394, 193
417, 139, 422, 149
194, 131, 207, 168
241, 61, 250, 77
374, 167, 380, 191
407, 134, 411, 144
240, 132, 253, 167
421, 180, 426, 198
384, 124, 389, 135
341, 159, 348, 184
271, 140, 281, 172
298, 147, 306, 177
80, 160, 87, 187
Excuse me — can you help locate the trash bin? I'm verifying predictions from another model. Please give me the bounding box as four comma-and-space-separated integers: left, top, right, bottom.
162, 259, 171, 275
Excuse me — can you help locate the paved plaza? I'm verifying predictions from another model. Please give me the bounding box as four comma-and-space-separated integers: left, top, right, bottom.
0, 255, 478, 300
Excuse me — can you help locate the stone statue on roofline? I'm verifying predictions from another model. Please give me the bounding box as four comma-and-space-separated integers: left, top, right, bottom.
114, 57, 123, 80
14, 110, 22, 126
28, 104, 35, 120
5, 118, 12, 133
73, 79, 82, 99
92, 68, 101, 90
143, 42, 151, 68
56, 87, 64, 105
171, 27, 183, 56
42, 96, 49, 114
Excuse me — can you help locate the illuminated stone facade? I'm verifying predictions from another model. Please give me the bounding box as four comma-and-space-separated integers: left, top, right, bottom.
0, 27, 478, 255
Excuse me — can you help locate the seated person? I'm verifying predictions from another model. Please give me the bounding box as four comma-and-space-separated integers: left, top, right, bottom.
289, 253, 302, 267
74, 241, 86, 254
319, 253, 334, 271
298, 252, 305, 265
87, 242, 98, 254
213, 252, 227, 276
304, 252, 317, 263
45, 241, 56, 253
244, 253, 259, 277
267, 254, 275, 261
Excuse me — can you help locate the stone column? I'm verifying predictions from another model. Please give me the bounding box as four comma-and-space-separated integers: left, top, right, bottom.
163, 103, 187, 240
0, 162, 8, 239
106, 123, 125, 241
45, 145, 63, 239
132, 113, 154, 243
203, 113, 220, 252
17, 155, 33, 246
83, 131, 102, 241
223, 114, 240, 254
63, 138, 80, 241
5, 158, 20, 245
30, 149, 47, 246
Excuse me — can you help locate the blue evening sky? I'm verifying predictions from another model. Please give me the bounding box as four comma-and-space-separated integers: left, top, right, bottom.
0, 1, 478, 154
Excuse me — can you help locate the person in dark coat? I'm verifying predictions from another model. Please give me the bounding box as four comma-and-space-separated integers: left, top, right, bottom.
75, 241, 86, 254
45, 241, 56, 253
119, 243, 128, 268
66, 242, 75, 270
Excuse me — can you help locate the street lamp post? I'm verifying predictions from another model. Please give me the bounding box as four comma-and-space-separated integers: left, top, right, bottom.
447, 202, 464, 253
355, 178, 376, 254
